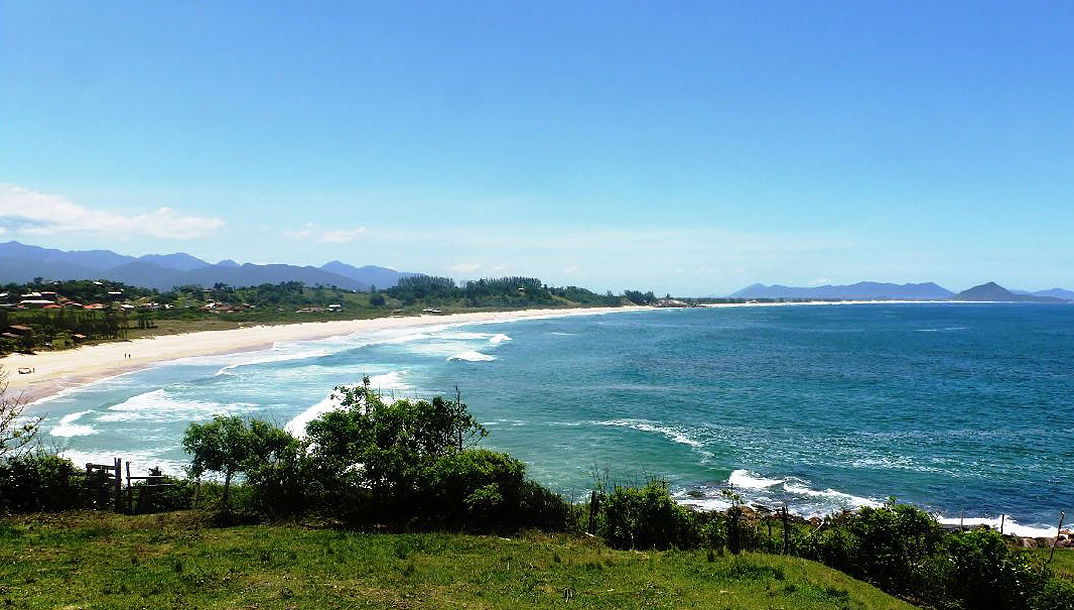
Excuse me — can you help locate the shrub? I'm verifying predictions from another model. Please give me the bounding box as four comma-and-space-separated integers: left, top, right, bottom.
941, 530, 1047, 610
0, 453, 84, 511
1032, 578, 1074, 610
595, 478, 698, 550
802, 502, 944, 596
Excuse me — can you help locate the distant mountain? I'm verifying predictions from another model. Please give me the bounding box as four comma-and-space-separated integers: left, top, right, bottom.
1030, 287, 1074, 300
729, 281, 954, 301
0, 240, 134, 274
0, 241, 421, 291
320, 260, 422, 290
137, 252, 211, 272
954, 282, 1063, 302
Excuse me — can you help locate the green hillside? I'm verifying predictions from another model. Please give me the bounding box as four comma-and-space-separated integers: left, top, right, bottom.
0, 511, 915, 610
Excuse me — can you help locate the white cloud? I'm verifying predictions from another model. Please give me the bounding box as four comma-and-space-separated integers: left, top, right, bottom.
285, 223, 366, 243
319, 227, 367, 243
449, 262, 482, 273
0, 184, 224, 239
284, 223, 315, 239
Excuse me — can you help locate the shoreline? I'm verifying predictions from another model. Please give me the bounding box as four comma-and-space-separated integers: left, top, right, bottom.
4, 306, 650, 405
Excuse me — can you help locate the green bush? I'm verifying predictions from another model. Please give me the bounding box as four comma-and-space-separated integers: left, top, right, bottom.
940, 530, 1047, 610
0, 453, 85, 511
802, 502, 944, 597
595, 478, 698, 550
1032, 578, 1074, 610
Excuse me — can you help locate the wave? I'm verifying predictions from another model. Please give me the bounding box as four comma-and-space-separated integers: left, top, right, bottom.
447, 351, 497, 362
285, 370, 413, 436
782, 481, 883, 510
914, 326, 970, 333
285, 393, 343, 436
489, 333, 512, 345
49, 410, 98, 438
594, 418, 706, 449
728, 469, 785, 489
676, 469, 884, 518
934, 515, 1062, 539
96, 389, 257, 423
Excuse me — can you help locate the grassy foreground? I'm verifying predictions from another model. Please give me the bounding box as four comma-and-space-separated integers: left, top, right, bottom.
0, 511, 915, 610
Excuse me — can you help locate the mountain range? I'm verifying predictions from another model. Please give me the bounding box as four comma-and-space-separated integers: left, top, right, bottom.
729, 281, 1072, 302
0, 241, 422, 291
729, 282, 955, 300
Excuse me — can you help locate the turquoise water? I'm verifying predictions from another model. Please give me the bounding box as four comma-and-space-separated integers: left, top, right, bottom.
32, 304, 1074, 535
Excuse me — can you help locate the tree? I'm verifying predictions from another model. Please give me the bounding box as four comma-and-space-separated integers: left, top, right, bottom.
182, 415, 296, 510
0, 366, 41, 459
304, 377, 489, 521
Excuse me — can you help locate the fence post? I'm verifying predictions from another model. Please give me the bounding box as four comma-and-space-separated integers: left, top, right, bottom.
1049, 511, 1066, 565
782, 503, 790, 555
113, 457, 123, 513
125, 461, 132, 514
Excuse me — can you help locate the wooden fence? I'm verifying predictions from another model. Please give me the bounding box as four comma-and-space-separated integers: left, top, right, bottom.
81, 457, 177, 514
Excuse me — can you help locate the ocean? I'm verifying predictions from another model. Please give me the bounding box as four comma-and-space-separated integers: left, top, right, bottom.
31, 304, 1074, 536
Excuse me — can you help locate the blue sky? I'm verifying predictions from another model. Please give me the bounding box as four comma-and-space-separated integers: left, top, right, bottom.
2, 1, 1072, 295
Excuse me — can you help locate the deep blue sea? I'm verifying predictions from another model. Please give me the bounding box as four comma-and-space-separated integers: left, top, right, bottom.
32, 304, 1074, 535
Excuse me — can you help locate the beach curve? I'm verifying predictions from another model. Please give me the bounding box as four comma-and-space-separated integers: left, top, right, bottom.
4, 306, 651, 405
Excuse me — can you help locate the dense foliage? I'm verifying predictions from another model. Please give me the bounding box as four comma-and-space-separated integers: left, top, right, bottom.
178, 380, 573, 532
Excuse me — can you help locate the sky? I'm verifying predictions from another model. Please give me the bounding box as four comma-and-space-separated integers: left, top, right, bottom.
2, 1, 1073, 295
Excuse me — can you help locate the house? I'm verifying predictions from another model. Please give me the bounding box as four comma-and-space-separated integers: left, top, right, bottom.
18, 299, 56, 308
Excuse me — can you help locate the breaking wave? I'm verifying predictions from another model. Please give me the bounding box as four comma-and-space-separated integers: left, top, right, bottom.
448, 351, 497, 362
49, 410, 98, 438
96, 389, 257, 423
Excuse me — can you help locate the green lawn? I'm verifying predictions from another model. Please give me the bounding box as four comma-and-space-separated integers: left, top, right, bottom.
1033, 546, 1074, 581
0, 511, 917, 610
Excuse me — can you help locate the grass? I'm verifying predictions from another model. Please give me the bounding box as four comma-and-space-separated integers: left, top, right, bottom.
0, 511, 917, 610
1033, 546, 1074, 581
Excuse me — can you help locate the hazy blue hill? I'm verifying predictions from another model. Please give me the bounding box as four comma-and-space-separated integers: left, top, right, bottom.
0, 241, 412, 291
954, 282, 1063, 302
0, 258, 100, 284
729, 281, 954, 300
1032, 287, 1074, 300
137, 252, 211, 272
321, 260, 422, 289
178, 263, 368, 291
0, 240, 135, 273
103, 261, 190, 290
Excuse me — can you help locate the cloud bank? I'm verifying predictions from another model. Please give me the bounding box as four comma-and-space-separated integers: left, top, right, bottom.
0, 184, 224, 239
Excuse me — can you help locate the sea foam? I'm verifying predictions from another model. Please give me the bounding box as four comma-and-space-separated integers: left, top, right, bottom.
96, 389, 257, 423
447, 351, 497, 362
49, 410, 98, 438
285, 370, 413, 436
595, 418, 707, 450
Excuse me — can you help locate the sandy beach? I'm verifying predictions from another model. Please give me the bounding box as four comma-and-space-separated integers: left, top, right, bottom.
3, 306, 649, 405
